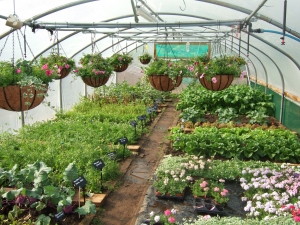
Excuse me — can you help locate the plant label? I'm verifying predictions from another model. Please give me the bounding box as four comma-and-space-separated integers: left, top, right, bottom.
147, 107, 153, 114
73, 176, 87, 188
153, 103, 158, 110
93, 159, 105, 170
137, 115, 147, 121
119, 137, 128, 145
107, 151, 117, 160
54, 211, 66, 221
130, 120, 137, 127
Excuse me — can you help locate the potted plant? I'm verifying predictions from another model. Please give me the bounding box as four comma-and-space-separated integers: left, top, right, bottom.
138, 52, 152, 65
74, 53, 114, 87
108, 52, 133, 72
142, 58, 193, 92
0, 59, 56, 111
194, 55, 247, 91
39, 50, 76, 79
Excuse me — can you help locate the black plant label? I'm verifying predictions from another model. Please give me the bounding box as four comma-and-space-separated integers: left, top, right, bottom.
93, 159, 105, 170
119, 137, 128, 145
55, 211, 66, 221
73, 176, 87, 188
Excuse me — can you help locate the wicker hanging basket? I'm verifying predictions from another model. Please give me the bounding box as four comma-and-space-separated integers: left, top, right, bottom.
148, 75, 182, 92
114, 64, 129, 72
139, 59, 151, 65
0, 85, 47, 111
56, 68, 71, 80
81, 76, 110, 88
199, 74, 234, 91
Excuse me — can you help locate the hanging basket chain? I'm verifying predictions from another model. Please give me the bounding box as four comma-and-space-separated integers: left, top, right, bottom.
19, 29, 36, 61
16, 30, 24, 60
12, 31, 15, 67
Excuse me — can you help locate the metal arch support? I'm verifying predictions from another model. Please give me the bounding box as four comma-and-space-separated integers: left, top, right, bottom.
0, 0, 98, 39
194, 0, 300, 39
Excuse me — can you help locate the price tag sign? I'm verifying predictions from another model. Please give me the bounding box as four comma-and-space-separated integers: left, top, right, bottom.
73, 176, 87, 188
93, 159, 105, 170
54, 211, 66, 221
119, 137, 128, 145
130, 120, 137, 127
107, 151, 117, 160
147, 107, 154, 114
137, 115, 147, 121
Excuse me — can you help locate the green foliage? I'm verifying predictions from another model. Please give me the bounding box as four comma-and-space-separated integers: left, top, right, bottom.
194, 55, 246, 82
180, 106, 205, 123
108, 52, 133, 67
39, 50, 76, 78
0, 59, 55, 87
142, 58, 194, 80
75, 200, 96, 215
215, 107, 238, 124
176, 84, 275, 122
170, 126, 300, 162
138, 52, 152, 61
75, 53, 114, 78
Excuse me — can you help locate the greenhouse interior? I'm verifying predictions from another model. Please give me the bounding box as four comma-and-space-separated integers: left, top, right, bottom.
1, 0, 300, 224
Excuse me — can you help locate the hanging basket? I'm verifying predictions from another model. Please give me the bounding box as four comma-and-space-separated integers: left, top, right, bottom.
199, 74, 234, 91
81, 76, 110, 88
114, 64, 128, 72
0, 85, 47, 111
56, 68, 71, 80
148, 75, 182, 92
139, 59, 151, 65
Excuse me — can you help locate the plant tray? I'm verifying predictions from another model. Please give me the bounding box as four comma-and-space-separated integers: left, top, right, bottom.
155, 190, 185, 201
193, 198, 226, 215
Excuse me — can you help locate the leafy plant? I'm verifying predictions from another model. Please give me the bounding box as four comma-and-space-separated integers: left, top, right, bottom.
39, 50, 76, 78
74, 53, 114, 78
108, 52, 133, 68
246, 109, 269, 124
138, 52, 152, 61
194, 55, 247, 82
215, 107, 238, 124
179, 106, 205, 123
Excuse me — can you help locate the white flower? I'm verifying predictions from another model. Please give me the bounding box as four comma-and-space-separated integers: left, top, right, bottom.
171, 208, 177, 214
154, 215, 160, 222
149, 211, 155, 217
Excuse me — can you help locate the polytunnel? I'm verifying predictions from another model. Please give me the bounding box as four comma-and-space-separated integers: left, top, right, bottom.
1, 0, 300, 224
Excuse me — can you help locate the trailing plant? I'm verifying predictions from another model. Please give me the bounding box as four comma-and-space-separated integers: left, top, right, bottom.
138, 52, 152, 61
39, 50, 76, 78
108, 52, 133, 68
74, 53, 114, 78
194, 55, 247, 82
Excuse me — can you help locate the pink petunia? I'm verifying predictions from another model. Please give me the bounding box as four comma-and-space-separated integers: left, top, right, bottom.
65, 64, 70, 69
168, 62, 172, 67
294, 216, 300, 222
168, 217, 176, 223
164, 209, 171, 216
45, 69, 53, 76
204, 66, 208, 70
204, 187, 209, 191
200, 73, 205, 79
119, 57, 123, 61
74, 69, 78, 73
16, 68, 21, 74
42, 63, 48, 70
203, 215, 211, 220
212, 77, 217, 83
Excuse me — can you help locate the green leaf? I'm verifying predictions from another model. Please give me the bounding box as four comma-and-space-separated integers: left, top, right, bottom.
63, 162, 79, 184
35, 214, 51, 225
75, 200, 96, 215
35, 201, 46, 211
2, 189, 22, 200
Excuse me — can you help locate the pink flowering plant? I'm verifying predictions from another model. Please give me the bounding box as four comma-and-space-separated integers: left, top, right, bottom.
192, 178, 229, 204
108, 52, 133, 68
142, 58, 194, 81
240, 166, 300, 220
194, 55, 247, 83
74, 53, 114, 78
144, 208, 178, 224
39, 51, 76, 78
0, 59, 55, 87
